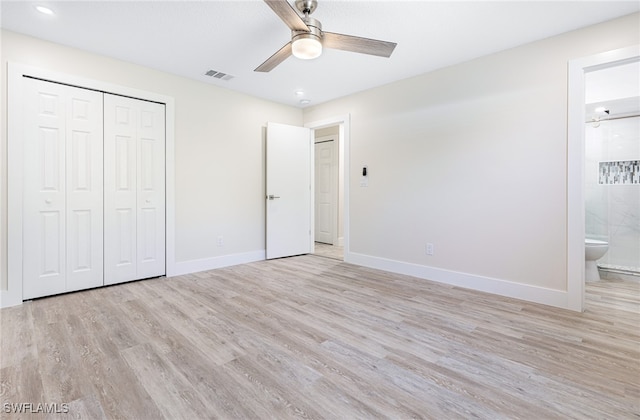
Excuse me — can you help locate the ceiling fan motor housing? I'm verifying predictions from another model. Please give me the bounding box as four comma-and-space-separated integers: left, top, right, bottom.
292, 17, 322, 42
295, 0, 318, 15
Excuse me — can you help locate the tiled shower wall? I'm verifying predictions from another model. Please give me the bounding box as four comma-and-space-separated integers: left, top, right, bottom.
585, 116, 640, 272
599, 160, 640, 185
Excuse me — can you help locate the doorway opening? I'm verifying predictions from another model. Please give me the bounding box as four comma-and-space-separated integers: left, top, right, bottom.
584, 63, 640, 281
567, 45, 639, 312
306, 115, 350, 262
313, 125, 344, 261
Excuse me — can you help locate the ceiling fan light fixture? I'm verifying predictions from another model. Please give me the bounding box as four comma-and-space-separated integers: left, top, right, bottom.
255, 0, 396, 72
292, 33, 322, 60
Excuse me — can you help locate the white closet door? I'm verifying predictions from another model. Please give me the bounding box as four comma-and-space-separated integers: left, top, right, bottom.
23, 79, 103, 299
104, 94, 165, 285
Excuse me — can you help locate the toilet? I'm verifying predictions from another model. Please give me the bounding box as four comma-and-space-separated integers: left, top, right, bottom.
585, 239, 609, 282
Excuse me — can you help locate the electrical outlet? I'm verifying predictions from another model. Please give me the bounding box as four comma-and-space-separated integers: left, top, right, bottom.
217, 235, 224, 247
426, 243, 434, 256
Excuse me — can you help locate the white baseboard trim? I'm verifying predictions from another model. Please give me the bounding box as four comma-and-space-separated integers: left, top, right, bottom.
1, 289, 22, 309
346, 252, 570, 310
4, 250, 570, 310
170, 250, 266, 277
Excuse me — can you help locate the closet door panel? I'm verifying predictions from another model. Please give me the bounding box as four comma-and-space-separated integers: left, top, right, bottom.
66, 89, 104, 292
104, 95, 165, 285
105, 99, 138, 284
23, 80, 67, 299
137, 102, 165, 279
23, 79, 103, 299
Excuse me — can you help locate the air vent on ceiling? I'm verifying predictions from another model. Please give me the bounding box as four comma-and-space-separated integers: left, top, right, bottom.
204, 69, 234, 81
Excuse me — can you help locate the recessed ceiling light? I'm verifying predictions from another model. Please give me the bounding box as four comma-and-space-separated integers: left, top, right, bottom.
35, 5, 55, 15
295, 90, 305, 96
299, 99, 311, 105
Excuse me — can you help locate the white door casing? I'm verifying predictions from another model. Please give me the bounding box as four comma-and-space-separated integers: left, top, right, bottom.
104, 94, 165, 285
314, 138, 337, 244
23, 78, 104, 299
266, 122, 312, 259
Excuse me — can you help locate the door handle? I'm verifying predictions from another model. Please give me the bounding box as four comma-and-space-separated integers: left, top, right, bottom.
267, 195, 281, 200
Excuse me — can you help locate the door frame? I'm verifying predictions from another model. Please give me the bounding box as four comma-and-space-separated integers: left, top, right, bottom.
2, 63, 176, 308
306, 115, 350, 261
566, 45, 639, 312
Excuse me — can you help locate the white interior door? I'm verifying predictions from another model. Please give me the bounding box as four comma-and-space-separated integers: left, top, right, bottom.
23, 78, 103, 299
315, 138, 336, 244
104, 94, 165, 285
266, 122, 312, 259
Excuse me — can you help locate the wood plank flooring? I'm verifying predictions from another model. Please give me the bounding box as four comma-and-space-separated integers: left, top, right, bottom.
1, 255, 639, 419
313, 243, 344, 261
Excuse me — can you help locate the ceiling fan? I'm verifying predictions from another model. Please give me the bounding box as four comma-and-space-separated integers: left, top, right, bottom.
255, 0, 397, 72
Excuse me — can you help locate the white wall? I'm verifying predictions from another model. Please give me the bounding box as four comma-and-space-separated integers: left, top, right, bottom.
0, 30, 303, 291
303, 13, 639, 306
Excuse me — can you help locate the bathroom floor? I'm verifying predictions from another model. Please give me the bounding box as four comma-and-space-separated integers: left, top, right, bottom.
599, 265, 640, 282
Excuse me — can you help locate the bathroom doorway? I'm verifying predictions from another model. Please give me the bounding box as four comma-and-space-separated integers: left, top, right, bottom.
568, 45, 640, 311
584, 63, 640, 281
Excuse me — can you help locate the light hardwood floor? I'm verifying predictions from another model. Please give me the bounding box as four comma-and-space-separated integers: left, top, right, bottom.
1, 255, 639, 419
313, 242, 344, 261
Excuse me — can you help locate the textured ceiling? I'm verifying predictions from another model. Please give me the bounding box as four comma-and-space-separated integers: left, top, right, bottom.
2, 0, 639, 108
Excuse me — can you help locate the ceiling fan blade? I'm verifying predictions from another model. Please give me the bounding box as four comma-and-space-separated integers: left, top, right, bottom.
255, 42, 293, 72
264, 0, 309, 32
323, 32, 397, 58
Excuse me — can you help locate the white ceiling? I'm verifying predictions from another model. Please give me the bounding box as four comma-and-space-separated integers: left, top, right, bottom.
2, 0, 639, 108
